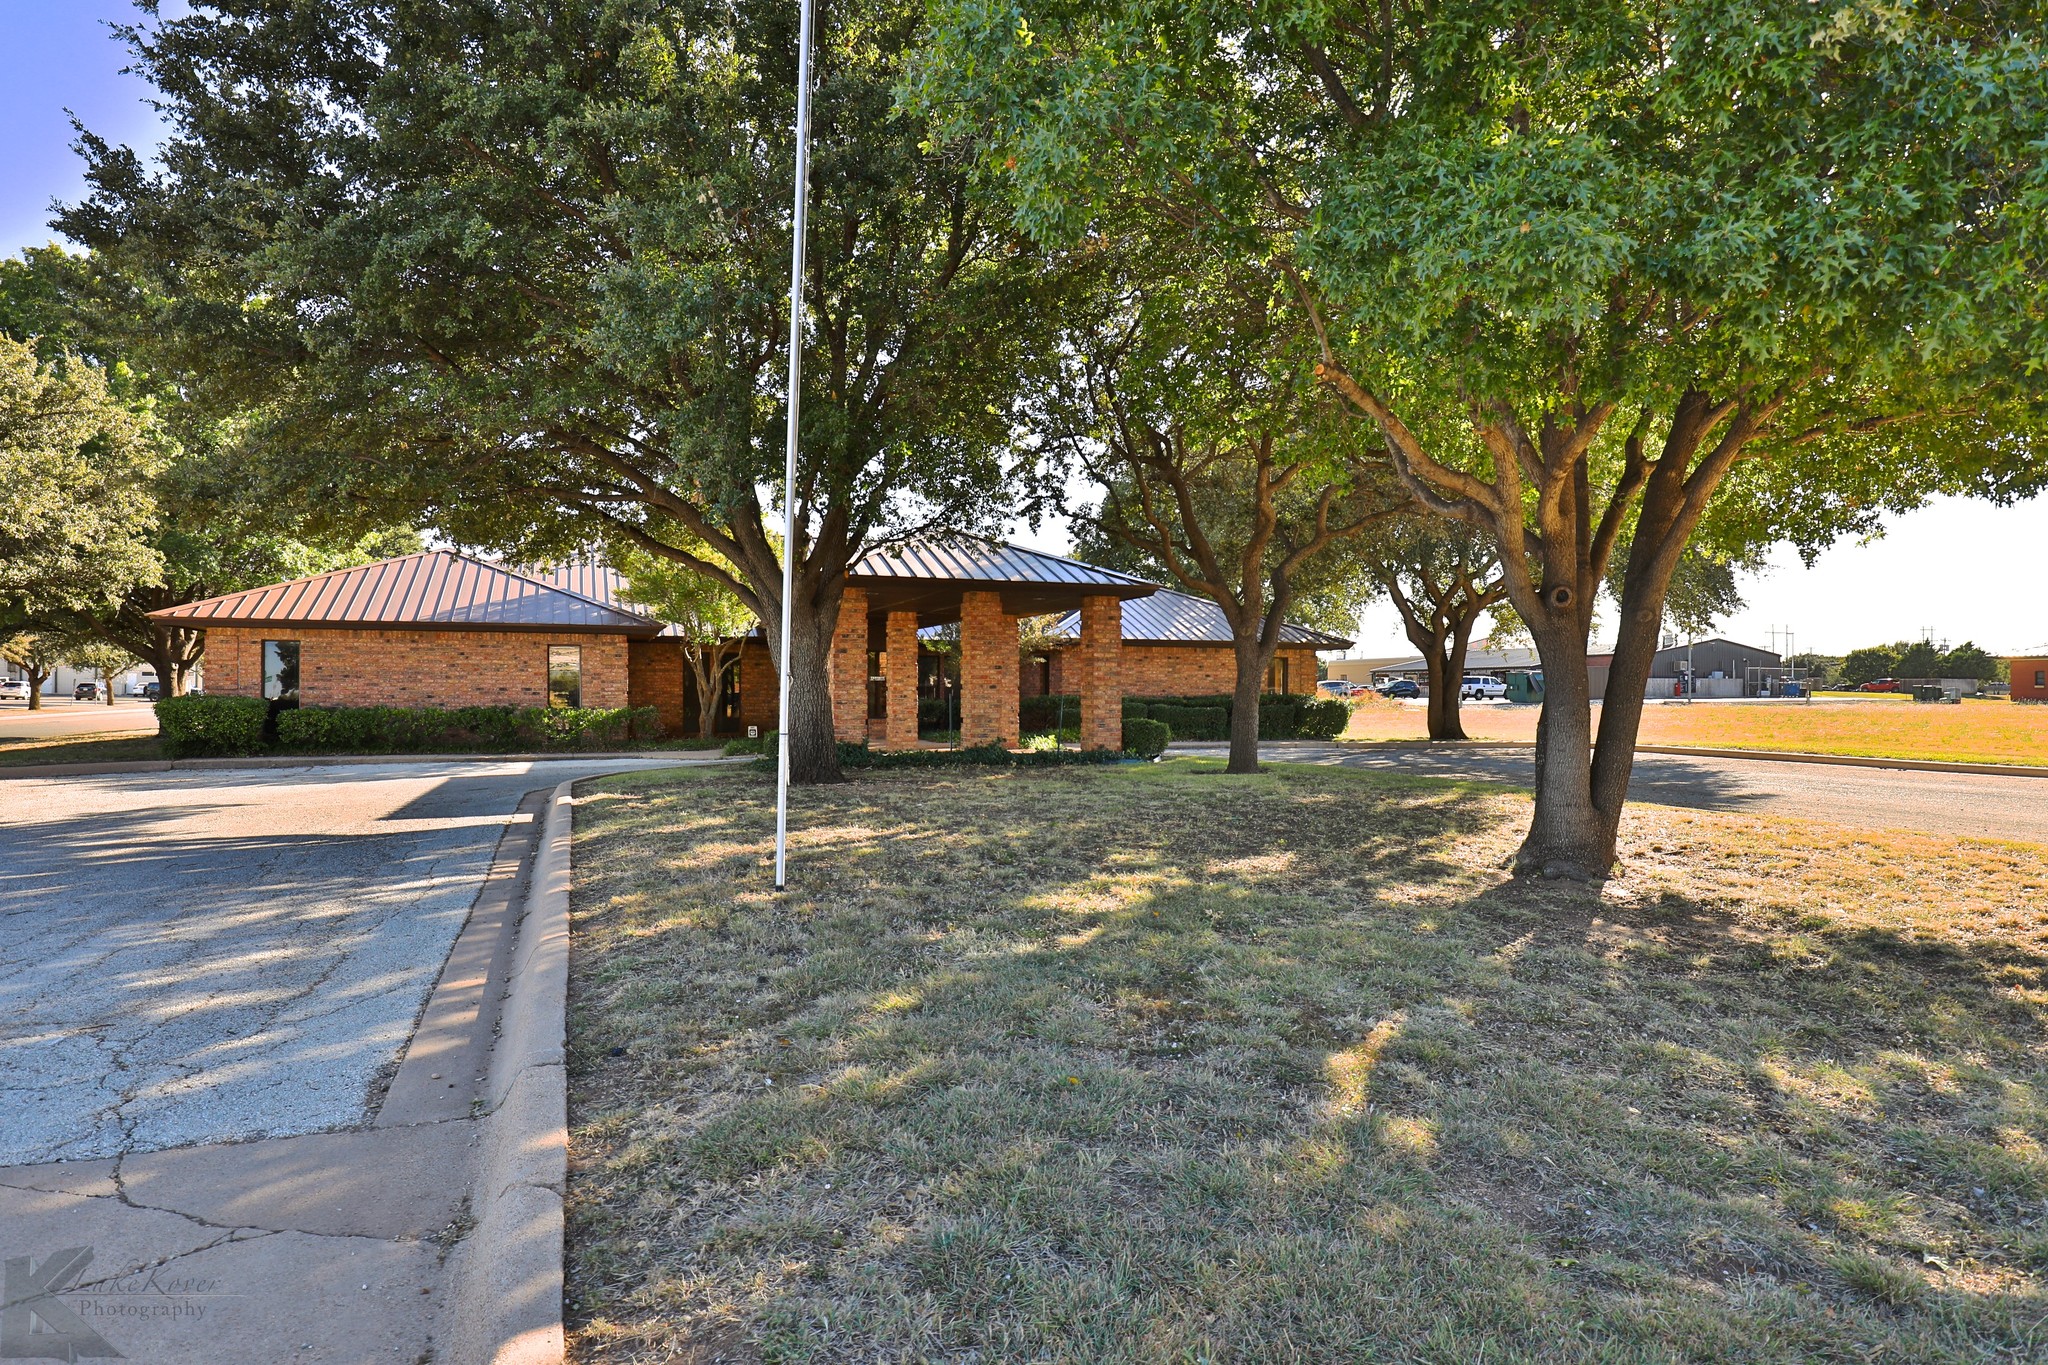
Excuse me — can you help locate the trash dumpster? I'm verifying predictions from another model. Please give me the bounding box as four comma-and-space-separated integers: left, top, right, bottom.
1506, 671, 1545, 704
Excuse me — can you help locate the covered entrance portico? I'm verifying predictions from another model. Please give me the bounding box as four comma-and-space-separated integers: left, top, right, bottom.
827, 538, 1159, 751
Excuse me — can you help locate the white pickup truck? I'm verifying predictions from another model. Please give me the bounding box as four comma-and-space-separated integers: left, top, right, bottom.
1459, 675, 1507, 701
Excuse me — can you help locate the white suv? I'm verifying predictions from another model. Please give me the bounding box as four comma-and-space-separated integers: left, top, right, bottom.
0, 678, 30, 701
1459, 675, 1507, 701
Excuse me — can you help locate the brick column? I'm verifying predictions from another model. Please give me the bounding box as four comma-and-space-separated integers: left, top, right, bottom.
882, 610, 921, 749
830, 586, 870, 744
1077, 595, 1123, 751
959, 590, 1019, 749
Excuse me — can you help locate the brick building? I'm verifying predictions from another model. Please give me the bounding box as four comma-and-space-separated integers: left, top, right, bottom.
158, 539, 1352, 749
2009, 647, 2048, 702
152, 552, 664, 711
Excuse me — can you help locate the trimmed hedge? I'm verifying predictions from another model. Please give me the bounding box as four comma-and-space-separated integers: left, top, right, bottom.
1122, 692, 1350, 741
1019, 693, 1081, 733
1147, 703, 1229, 741
276, 703, 658, 753
1121, 717, 1171, 757
827, 742, 1130, 771
157, 695, 660, 757
156, 694, 269, 757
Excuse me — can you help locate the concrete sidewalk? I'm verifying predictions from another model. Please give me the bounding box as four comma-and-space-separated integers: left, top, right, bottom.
0, 762, 673, 1362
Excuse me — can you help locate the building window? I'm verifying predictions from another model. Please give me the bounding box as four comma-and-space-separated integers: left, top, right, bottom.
547, 646, 582, 709
2036, 669, 2045, 689
261, 640, 300, 703
1264, 656, 1289, 694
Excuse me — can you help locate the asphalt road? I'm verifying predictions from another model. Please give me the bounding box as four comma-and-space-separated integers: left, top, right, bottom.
0, 758, 677, 1166
1181, 741, 2048, 845
0, 697, 160, 740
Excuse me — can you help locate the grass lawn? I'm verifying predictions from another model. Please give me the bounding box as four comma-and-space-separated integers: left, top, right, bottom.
0, 730, 165, 766
1340, 695, 2048, 767
565, 762, 2047, 1363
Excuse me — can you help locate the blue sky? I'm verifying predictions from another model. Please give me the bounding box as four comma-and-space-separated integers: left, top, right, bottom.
0, 3, 174, 255
5, 2, 2045, 657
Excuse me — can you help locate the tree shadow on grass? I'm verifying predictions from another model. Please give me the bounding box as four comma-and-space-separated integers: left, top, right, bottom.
565, 765, 2048, 1365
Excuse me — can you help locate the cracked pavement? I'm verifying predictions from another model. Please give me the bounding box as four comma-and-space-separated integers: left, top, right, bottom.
0, 758, 677, 1362
0, 762, 615, 1165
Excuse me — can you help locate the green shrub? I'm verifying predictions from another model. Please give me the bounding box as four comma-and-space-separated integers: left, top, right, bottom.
1294, 697, 1351, 739
1019, 693, 1081, 733
1121, 717, 1171, 757
156, 694, 270, 757
1147, 703, 1227, 741
724, 729, 777, 756
1257, 698, 1300, 738
1121, 698, 1151, 720
271, 703, 655, 754
917, 697, 956, 731
821, 741, 1126, 771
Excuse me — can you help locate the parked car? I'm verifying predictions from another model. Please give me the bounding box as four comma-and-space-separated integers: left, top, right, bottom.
1858, 678, 1899, 692
1460, 675, 1508, 701
140, 681, 161, 700
73, 681, 101, 700
1377, 679, 1420, 699
0, 678, 30, 701
1317, 679, 1360, 697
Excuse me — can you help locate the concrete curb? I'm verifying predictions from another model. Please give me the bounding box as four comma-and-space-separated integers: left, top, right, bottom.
1632, 744, 2048, 779
1179, 738, 2048, 780
445, 777, 577, 1365
0, 751, 745, 779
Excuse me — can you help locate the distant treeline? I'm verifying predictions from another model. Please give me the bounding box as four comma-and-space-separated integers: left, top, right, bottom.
1789, 642, 2006, 688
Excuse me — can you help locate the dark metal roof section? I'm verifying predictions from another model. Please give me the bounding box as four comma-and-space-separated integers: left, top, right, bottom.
523, 557, 685, 637
1047, 587, 1353, 649
150, 551, 668, 637
849, 534, 1160, 621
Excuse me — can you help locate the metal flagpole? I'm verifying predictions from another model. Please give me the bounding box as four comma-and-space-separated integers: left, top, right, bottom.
774, 0, 817, 893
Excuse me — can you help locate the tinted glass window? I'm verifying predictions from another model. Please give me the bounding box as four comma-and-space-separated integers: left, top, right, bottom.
262, 640, 300, 702
547, 646, 582, 709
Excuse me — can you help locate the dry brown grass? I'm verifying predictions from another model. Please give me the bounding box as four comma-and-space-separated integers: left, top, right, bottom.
1340, 696, 2048, 766
565, 761, 2048, 1364
0, 730, 165, 765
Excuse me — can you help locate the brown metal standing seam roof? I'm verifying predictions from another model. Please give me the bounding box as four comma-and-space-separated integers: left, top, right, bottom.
148, 551, 668, 636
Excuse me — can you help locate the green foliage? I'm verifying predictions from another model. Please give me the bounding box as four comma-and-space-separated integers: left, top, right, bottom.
1019, 693, 1081, 733
1840, 638, 2004, 685
724, 731, 779, 758
830, 742, 1127, 771
1146, 703, 1229, 742
160, 696, 656, 757
65, 0, 1076, 785
275, 704, 657, 754
0, 334, 163, 615
155, 695, 268, 757
1120, 717, 1171, 758
916, 0, 2048, 867
3, 245, 421, 688
1840, 646, 1901, 687
1294, 697, 1351, 741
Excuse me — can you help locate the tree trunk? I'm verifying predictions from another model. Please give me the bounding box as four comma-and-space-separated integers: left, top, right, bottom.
1514, 616, 1610, 879
1226, 634, 1274, 773
764, 588, 843, 784
25, 664, 47, 709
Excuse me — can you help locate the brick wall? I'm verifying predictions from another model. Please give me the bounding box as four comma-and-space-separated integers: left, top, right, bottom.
629, 639, 685, 735
882, 611, 920, 749
1049, 642, 1320, 698
1073, 595, 1123, 751
737, 638, 778, 733
201, 627, 631, 710
830, 587, 871, 743
2013, 657, 2048, 702
959, 590, 1019, 748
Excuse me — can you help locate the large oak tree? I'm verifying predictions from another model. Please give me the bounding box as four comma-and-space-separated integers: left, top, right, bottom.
67, 0, 1057, 780
917, 0, 2048, 874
